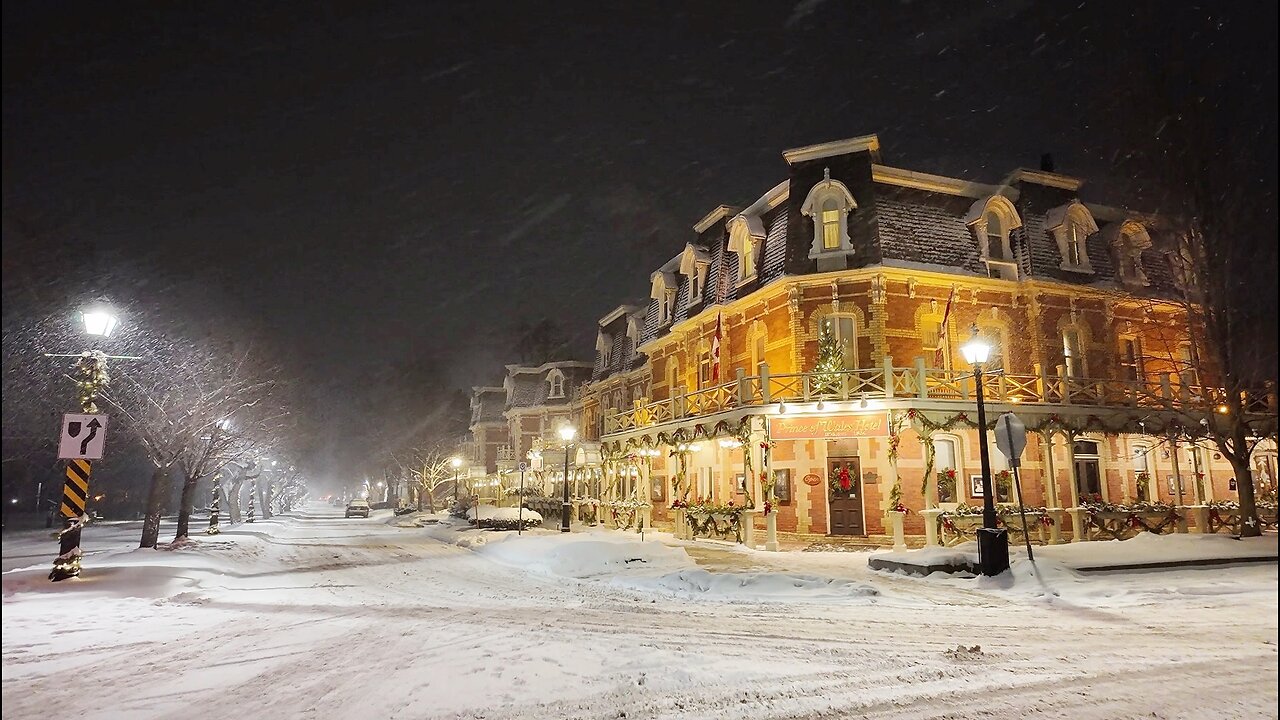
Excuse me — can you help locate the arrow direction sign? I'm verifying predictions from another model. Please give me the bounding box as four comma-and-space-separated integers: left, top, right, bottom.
58, 413, 109, 460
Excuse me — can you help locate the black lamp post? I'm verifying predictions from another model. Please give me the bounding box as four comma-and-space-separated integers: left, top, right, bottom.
961, 328, 1009, 576
559, 425, 576, 533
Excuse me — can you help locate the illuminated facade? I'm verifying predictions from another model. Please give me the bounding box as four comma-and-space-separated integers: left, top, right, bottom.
578, 134, 1276, 545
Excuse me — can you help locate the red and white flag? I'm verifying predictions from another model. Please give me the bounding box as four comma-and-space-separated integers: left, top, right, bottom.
935, 291, 954, 368
711, 313, 723, 384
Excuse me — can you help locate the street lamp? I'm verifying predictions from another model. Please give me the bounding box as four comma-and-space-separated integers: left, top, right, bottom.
960, 328, 1008, 576
558, 425, 576, 533
451, 456, 463, 504
80, 305, 120, 338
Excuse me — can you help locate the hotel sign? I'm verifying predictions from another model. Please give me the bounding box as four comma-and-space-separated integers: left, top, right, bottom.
768, 413, 889, 440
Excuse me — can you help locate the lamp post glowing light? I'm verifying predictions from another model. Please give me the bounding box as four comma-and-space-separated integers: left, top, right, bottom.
80, 305, 120, 338
558, 425, 576, 533
961, 327, 1008, 576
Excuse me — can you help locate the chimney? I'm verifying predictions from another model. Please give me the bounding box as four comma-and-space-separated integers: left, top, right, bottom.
1040, 153, 1055, 172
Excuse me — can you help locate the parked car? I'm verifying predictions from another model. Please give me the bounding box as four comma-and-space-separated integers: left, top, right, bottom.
345, 499, 370, 518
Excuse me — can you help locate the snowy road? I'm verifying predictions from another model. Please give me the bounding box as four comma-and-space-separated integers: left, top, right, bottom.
3, 506, 1276, 720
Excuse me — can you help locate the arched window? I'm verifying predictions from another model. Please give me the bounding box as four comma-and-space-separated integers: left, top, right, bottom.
666, 360, 680, 398
800, 168, 857, 258
1108, 220, 1151, 286
822, 198, 841, 250
1066, 222, 1084, 266
1063, 327, 1086, 378
985, 212, 1006, 261
727, 215, 764, 282
965, 196, 1021, 280
1046, 202, 1098, 273
547, 370, 565, 399
821, 314, 860, 370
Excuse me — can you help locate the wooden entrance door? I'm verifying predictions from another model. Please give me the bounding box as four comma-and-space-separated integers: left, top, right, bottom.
828, 457, 864, 536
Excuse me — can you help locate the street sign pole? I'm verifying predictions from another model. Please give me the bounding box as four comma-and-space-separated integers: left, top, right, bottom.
517, 463, 527, 536
995, 413, 1035, 568
49, 459, 92, 581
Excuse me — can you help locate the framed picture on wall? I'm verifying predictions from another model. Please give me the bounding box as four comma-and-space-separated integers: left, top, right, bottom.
969, 474, 985, 498
773, 469, 792, 504
1167, 476, 1177, 494
734, 473, 747, 492
651, 476, 666, 503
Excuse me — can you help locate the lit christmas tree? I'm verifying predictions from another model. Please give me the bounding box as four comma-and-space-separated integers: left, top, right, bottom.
812, 319, 845, 394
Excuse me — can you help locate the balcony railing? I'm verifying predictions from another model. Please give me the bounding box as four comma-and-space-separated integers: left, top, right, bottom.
600, 357, 1277, 436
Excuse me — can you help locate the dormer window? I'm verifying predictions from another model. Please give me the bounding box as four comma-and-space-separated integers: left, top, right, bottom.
1107, 219, 1152, 287
1066, 223, 1084, 267
801, 168, 857, 259
822, 200, 841, 250
985, 212, 1008, 261
547, 369, 565, 399
595, 332, 613, 370
650, 270, 678, 326
678, 244, 711, 308
1045, 201, 1098, 274
965, 195, 1022, 280
727, 214, 764, 283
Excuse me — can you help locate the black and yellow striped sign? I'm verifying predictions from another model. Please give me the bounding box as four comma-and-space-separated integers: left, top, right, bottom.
60, 459, 91, 519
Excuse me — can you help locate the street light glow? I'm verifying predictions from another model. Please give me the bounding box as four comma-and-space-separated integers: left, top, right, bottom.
81, 305, 120, 338
961, 335, 991, 365
558, 425, 577, 442
451, 456, 463, 468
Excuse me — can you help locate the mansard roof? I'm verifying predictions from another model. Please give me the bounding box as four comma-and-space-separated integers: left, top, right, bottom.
629, 133, 1181, 349
469, 386, 506, 425
504, 361, 593, 409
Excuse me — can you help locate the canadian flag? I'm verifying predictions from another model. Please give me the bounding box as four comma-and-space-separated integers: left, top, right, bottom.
711, 313, 723, 384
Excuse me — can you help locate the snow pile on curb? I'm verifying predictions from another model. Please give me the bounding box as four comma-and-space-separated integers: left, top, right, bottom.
466, 506, 543, 523
478, 534, 688, 579
622, 568, 880, 600
476, 533, 881, 601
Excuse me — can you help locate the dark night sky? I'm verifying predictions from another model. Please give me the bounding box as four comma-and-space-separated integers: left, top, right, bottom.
4, 1, 1276, 476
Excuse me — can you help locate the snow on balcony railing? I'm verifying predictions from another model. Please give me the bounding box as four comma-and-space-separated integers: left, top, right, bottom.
599, 356, 1276, 436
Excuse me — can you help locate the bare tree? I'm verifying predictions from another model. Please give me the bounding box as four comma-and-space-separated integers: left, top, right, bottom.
101, 347, 284, 547
172, 366, 281, 540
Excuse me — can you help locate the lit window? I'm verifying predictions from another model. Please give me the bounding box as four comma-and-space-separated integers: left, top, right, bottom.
1119, 338, 1143, 381
548, 372, 565, 399
801, 169, 856, 258
822, 201, 841, 250
824, 315, 859, 370
1063, 329, 1084, 378
1178, 344, 1199, 386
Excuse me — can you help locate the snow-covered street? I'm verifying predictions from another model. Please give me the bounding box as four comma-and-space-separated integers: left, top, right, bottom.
3, 505, 1277, 720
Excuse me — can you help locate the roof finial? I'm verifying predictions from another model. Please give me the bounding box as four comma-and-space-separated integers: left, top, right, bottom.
823, 167, 831, 181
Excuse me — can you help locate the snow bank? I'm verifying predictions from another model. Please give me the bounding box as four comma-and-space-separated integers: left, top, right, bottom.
466, 506, 543, 524
478, 533, 689, 579
474, 532, 880, 602
623, 568, 880, 601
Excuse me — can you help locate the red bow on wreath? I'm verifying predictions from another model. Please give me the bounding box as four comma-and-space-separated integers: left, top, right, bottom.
1040, 515, 1055, 527
764, 500, 774, 515
839, 467, 852, 491
1127, 513, 1143, 529
892, 502, 910, 514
